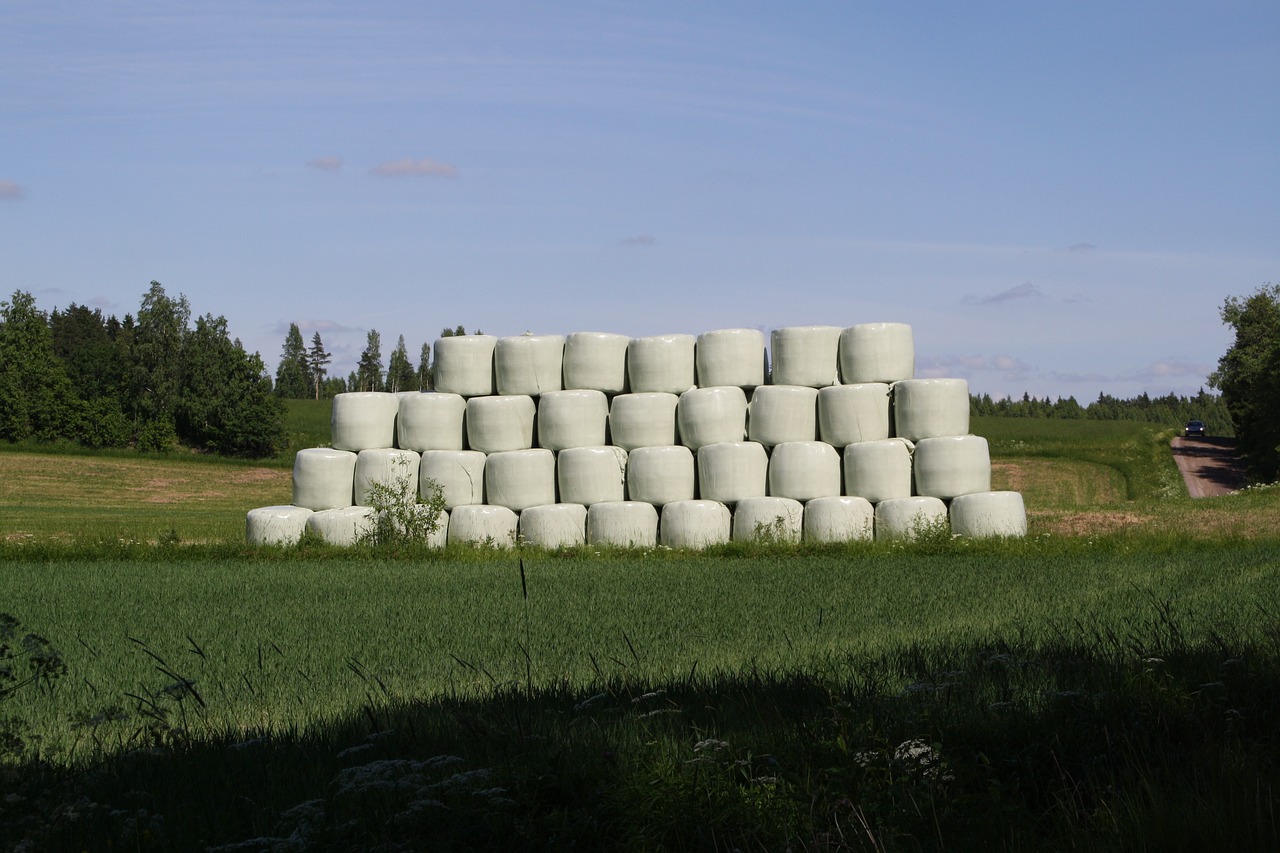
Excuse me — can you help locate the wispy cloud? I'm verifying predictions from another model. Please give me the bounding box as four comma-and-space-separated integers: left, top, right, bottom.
621, 234, 656, 247
370, 158, 458, 177
1136, 360, 1213, 381
917, 353, 1034, 381
1066, 243, 1097, 254
0, 180, 25, 199
307, 156, 343, 171
964, 282, 1043, 306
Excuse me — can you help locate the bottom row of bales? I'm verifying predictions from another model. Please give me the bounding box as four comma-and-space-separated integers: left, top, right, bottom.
246, 491, 1027, 550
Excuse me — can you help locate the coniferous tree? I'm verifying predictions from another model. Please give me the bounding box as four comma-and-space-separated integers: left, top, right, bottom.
356, 330, 384, 392
274, 323, 311, 398
386, 335, 416, 393
307, 332, 332, 400
417, 341, 432, 390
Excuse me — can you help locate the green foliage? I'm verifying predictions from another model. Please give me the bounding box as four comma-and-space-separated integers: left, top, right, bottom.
0, 612, 66, 760
1211, 282, 1280, 481
971, 387, 1232, 435
0, 290, 81, 443
417, 341, 433, 391
355, 329, 383, 392
385, 334, 417, 393
307, 331, 332, 399
355, 457, 447, 547
273, 322, 311, 398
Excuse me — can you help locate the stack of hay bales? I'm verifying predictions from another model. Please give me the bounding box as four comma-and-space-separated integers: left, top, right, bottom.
247, 324, 1027, 548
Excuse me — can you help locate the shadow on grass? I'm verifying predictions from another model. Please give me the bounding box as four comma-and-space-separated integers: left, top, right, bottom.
5, 609, 1280, 852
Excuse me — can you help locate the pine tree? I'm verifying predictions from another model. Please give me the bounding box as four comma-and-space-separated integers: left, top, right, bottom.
386, 335, 416, 393
417, 341, 432, 391
356, 330, 383, 392
307, 332, 332, 400
274, 323, 311, 398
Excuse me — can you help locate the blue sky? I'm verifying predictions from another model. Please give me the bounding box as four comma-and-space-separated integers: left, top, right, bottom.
4, 1, 1277, 402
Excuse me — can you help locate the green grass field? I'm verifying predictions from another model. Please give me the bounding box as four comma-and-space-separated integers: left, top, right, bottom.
3, 414, 1280, 850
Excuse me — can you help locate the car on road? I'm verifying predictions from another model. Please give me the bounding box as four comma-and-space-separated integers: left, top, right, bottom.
1184, 419, 1206, 438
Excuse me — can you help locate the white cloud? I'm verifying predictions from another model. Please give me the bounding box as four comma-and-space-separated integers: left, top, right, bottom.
307, 156, 343, 171
0, 180, 25, 199
370, 158, 458, 177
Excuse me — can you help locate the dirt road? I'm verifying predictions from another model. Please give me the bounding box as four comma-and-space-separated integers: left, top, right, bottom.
1170, 436, 1249, 497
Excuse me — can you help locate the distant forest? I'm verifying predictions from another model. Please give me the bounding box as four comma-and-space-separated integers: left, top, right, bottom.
970, 389, 1232, 436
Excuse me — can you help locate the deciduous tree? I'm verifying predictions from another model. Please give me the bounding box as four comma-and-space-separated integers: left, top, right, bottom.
1210, 283, 1280, 481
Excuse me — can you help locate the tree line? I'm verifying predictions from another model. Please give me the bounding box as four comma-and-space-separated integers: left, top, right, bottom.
970, 388, 1232, 435
0, 284, 284, 456
273, 325, 477, 398
1210, 282, 1280, 482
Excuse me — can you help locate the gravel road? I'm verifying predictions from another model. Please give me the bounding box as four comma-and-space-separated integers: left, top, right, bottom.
1170, 436, 1248, 497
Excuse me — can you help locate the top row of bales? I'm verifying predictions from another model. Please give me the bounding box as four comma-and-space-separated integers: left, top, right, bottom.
430, 323, 913, 399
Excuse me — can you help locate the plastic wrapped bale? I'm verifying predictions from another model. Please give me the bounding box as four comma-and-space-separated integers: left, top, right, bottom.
747, 385, 818, 448
562, 332, 630, 393
587, 501, 659, 547
874, 496, 949, 542
331, 392, 401, 452
466, 395, 536, 453
818, 383, 891, 447
695, 328, 766, 390
660, 500, 731, 549
354, 448, 421, 507
396, 392, 467, 452
414, 507, 450, 548
538, 389, 609, 450
770, 325, 842, 388
609, 392, 680, 450
246, 505, 314, 546
696, 441, 768, 506
432, 334, 498, 398
677, 386, 748, 451
839, 323, 914, 384
803, 496, 874, 544
305, 506, 377, 547
557, 446, 627, 507
627, 334, 696, 394
844, 439, 913, 503
913, 435, 991, 499
447, 504, 518, 548
495, 334, 565, 397
519, 503, 588, 549
949, 491, 1027, 539
293, 448, 358, 510
732, 496, 803, 544
892, 378, 970, 441
485, 449, 556, 511
420, 450, 486, 509
767, 441, 841, 501
626, 445, 695, 506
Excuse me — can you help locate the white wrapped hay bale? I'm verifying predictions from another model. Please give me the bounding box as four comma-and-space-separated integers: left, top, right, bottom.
538, 389, 609, 450
413, 507, 450, 548
485, 448, 556, 511
447, 504, 518, 548
913, 435, 991, 499
949, 491, 1028, 539
748, 385, 819, 447
626, 445, 696, 506
767, 441, 841, 501
803, 496, 874, 544
627, 334, 696, 394
839, 323, 914, 384
305, 506, 377, 547
770, 325, 842, 388
660, 500, 732, 549
892, 378, 970, 441
732, 496, 803, 543
293, 448, 358, 510
354, 448, 421, 506
519, 503, 588, 549
875, 496, 949, 542
818, 383, 891, 447
696, 441, 768, 505
609, 392, 680, 450
677, 386, 748, 451
466, 395, 536, 453
558, 446, 628, 507
246, 505, 314, 546
432, 334, 498, 398
696, 328, 766, 390
396, 392, 467, 452
844, 439, 913, 503
587, 501, 659, 547
495, 334, 565, 397
420, 450, 486, 509
331, 392, 401, 452
562, 332, 630, 393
